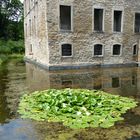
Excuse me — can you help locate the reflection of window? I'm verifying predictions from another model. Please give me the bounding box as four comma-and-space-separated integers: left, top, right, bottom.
112, 77, 120, 88
61, 44, 72, 56
135, 13, 140, 33
113, 44, 121, 55
94, 77, 102, 90
113, 10, 122, 32
94, 44, 103, 56
94, 9, 104, 31
62, 81, 72, 88
132, 75, 137, 86
60, 5, 72, 31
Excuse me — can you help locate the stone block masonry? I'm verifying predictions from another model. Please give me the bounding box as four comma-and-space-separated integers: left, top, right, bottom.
24, 0, 140, 70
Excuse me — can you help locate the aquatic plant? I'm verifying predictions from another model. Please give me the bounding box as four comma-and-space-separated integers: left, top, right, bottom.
18, 89, 137, 129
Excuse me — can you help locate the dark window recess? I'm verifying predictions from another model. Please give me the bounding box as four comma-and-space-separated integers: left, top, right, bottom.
29, 19, 32, 35
62, 44, 72, 56
94, 9, 103, 31
62, 81, 72, 88
112, 77, 120, 88
113, 44, 121, 55
94, 44, 103, 56
29, 44, 33, 55
133, 45, 137, 55
114, 11, 122, 32
60, 5, 71, 30
135, 13, 140, 33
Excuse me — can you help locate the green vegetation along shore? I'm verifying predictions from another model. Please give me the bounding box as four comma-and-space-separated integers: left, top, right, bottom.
0, 40, 24, 65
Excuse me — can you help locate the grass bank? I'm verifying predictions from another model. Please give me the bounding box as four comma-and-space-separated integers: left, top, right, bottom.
0, 40, 24, 65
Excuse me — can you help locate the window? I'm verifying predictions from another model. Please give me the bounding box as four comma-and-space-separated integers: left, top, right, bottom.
133, 44, 138, 55
135, 13, 140, 33
29, 19, 31, 36
25, 23, 27, 37
113, 44, 121, 55
29, 44, 33, 55
94, 44, 103, 56
113, 10, 122, 32
94, 9, 103, 31
60, 5, 71, 31
112, 77, 120, 88
61, 44, 72, 56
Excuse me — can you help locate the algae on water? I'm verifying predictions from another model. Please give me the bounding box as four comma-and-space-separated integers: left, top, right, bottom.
18, 89, 137, 129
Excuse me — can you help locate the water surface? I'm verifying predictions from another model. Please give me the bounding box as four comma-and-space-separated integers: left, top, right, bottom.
0, 60, 140, 140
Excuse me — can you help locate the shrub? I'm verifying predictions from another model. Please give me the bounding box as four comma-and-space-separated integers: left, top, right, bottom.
0, 39, 24, 54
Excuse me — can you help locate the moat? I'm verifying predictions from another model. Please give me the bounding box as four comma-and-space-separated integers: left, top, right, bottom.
0, 59, 140, 140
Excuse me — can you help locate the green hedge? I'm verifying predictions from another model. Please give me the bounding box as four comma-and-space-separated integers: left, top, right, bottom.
0, 40, 24, 54
0, 39, 24, 65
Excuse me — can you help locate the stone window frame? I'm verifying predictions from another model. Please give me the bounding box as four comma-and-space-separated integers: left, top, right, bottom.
132, 43, 138, 56
112, 7, 124, 33
60, 42, 73, 58
92, 5, 105, 33
58, 4, 73, 32
92, 43, 104, 57
133, 11, 140, 34
112, 43, 122, 56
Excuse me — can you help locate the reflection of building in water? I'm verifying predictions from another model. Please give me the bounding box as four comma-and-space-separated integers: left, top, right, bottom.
26, 63, 139, 97
25, 63, 140, 140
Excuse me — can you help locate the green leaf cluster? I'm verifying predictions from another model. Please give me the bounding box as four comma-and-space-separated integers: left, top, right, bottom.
18, 89, 137, 129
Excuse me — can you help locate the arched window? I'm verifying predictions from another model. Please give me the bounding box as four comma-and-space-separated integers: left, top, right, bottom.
133, 44, 137, 55
113, 44, 121, 55
94, 44, 103, 56
61, 44, 72, 56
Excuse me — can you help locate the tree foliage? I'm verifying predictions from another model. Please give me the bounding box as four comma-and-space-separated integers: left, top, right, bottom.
0, 0, 23, 40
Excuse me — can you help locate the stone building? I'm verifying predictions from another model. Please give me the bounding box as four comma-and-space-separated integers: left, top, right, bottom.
24, 0, 140, 70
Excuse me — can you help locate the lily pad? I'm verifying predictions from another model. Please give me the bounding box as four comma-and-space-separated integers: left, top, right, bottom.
18, 89, 137, 129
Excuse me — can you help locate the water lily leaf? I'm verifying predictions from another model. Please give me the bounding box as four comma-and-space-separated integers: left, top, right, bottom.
18, 89, 137, 129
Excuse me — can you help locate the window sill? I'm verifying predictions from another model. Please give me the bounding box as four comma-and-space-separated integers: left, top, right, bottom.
93, 31, 104, 33
113, 31, 123, 34
61, 56, 73, 58
111, 55, 121, 57
59, 30, 73, 33
93, 55, 104, 58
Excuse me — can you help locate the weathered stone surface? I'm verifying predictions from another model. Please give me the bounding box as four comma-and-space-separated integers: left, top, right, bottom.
24, 0, 140, 69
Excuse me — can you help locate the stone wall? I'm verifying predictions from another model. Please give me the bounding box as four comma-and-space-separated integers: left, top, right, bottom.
24, 0, 49, 66
24, 0, 140, 69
